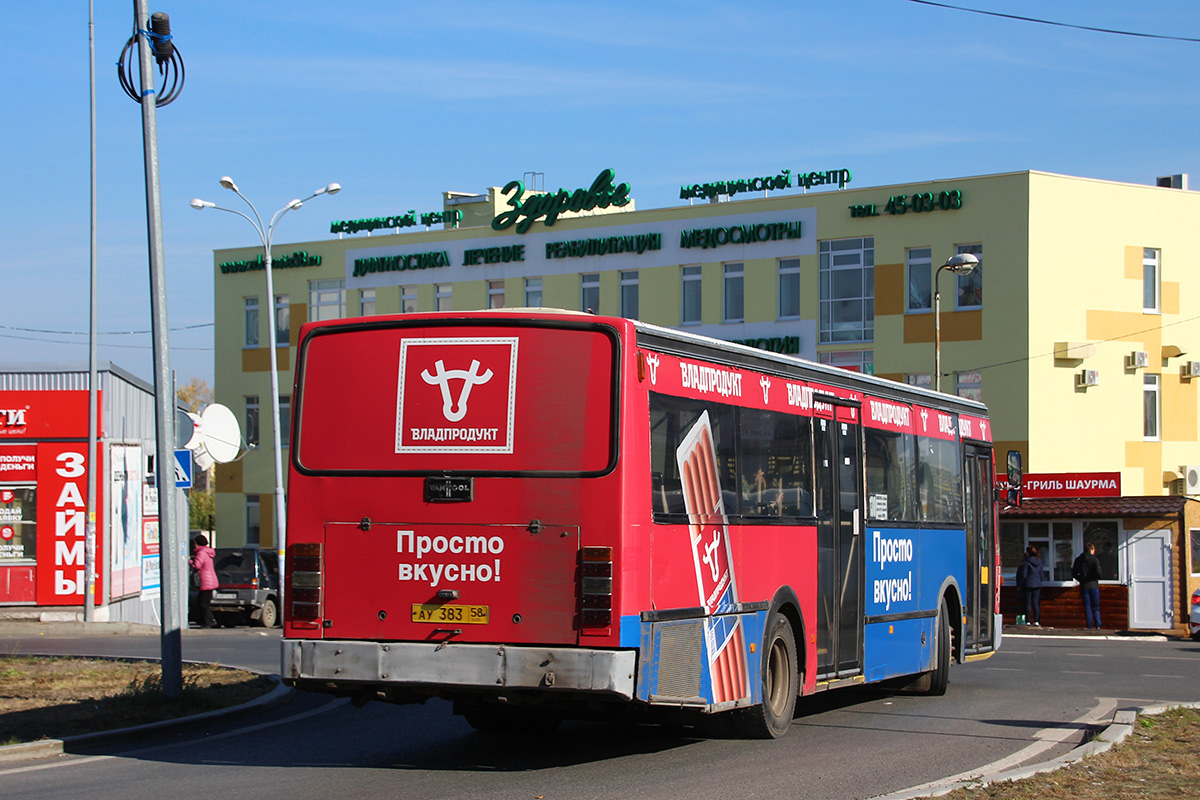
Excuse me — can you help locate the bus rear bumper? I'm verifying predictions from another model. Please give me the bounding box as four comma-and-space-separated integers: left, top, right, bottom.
282, 639, 637, 700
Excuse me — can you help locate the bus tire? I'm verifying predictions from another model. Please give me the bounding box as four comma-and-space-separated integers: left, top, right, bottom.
924, 599, 951, 697
737, 612, 798, 739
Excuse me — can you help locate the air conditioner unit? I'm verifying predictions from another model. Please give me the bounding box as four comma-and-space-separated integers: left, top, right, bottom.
1075, 369, 1100, 388
1183, 361, 1200, 379
1126, 350, 1150, 369
1184, 466, 1200, 494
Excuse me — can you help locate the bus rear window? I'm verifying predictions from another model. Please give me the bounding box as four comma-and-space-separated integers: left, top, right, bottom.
294, 323, 617, 474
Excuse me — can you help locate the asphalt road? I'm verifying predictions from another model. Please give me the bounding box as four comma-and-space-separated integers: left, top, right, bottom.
2, 628, 1198, 800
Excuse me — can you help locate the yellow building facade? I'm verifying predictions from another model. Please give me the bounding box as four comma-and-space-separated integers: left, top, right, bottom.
210, 168, 1200, 632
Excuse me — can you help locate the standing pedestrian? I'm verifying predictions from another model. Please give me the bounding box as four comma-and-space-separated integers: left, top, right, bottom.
189, 533, 219, 629
1015, 545, 1043, 626
1071, 542, 1103, 629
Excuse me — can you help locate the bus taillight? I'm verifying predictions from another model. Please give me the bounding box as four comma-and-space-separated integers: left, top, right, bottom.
287, 542, 324, 628
580, 546, 613, 632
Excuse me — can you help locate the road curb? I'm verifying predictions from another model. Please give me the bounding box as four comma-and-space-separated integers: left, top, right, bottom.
0, 675, 293, 763
875, 701, 1200, 799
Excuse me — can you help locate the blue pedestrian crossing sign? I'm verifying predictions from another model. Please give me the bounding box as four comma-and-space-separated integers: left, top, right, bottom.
174, 449, 193, 489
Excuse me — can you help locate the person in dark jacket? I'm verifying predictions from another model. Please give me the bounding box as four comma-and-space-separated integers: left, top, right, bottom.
1014, 545, 1043, 626
189, 534, 219, 628
1071, 542, 1103, 629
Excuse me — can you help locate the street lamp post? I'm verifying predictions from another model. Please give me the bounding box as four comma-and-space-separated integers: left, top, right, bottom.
934, 252, 980, 393
190, 179, 340, 598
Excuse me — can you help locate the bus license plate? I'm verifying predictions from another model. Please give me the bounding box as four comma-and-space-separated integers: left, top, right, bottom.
411, 604, 489, 625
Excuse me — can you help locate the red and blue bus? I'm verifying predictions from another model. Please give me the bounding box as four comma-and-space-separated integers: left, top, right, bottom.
281, 309, 1007, 738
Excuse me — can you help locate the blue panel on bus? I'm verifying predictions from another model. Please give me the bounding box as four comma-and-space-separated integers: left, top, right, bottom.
630, 610, 767, 707
864, 617, 931, 682
863, 526, 965, 681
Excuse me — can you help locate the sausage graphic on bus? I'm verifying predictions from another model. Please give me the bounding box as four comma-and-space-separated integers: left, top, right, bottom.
676, 411, 750, 705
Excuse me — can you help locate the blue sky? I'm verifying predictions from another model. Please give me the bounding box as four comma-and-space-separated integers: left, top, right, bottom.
3, 1, 1198, 388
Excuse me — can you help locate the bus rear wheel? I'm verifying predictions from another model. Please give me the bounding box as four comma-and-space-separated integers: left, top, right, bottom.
737, 612, 798, 739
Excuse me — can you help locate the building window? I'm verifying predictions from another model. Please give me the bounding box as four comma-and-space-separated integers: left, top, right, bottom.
906, 247, 932, 313
956, 244, 983, 309
308, 279, 345, 321
681, 266, 702, 324
279, 395, 291, 449
778, 258, 800, 319
436, 283, 453, 312
1191, 528, 1200, 576
244, 297, 259, 348
620, 271, 639, 320
723, 262, 744, 323
274, 294, 289, 347
819, 237, 874, 343
956, 370, 983, 402
1144, 247, 1160, 313
581, 273, 599, 313
905, 373, 932, 389
359, 288, 376, 317
246, 495, 260, 546
819, 350, 874, 374
1144, 373, 1160, 440
525, 278, 543, 307
401, 285, 417, 313
488, 280, 506, 310
1001, 520, 1120, 584
245, 396, 260, 447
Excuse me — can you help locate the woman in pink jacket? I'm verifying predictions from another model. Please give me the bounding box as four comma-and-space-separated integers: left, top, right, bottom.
189, 534, 219, 628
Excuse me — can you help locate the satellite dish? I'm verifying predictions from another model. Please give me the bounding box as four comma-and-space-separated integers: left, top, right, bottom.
183, 403, 245, 465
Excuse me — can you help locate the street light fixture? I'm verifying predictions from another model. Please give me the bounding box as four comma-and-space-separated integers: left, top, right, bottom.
934, 252, 980, 392
190, 179, 341, 595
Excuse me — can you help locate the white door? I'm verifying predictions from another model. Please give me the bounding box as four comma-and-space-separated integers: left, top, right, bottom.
1127, 529, 1173, 630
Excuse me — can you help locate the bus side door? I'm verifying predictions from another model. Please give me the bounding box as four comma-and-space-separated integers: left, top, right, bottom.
814, 401, 865, 679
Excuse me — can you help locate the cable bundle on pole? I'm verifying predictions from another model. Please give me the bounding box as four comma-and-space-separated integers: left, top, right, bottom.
117, 11, 184, 106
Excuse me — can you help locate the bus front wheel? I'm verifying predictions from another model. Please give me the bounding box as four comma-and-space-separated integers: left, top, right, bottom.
737, 612, 798, 739
924, 599, 951, 696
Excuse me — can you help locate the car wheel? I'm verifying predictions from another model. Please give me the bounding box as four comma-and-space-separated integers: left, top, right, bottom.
256, 597, 279, 628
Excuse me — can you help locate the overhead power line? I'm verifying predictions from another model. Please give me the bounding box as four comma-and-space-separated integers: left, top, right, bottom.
906, 0, 1200, 44
0, 321, 213, 337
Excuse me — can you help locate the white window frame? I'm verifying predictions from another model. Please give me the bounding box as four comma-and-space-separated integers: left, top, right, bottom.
1001, 519, 1124, 585
955, 243, 983, 310
956, 370, 983, 403
488, 280, 506, 310
620, 271, 639, 320
244, 297, 259, 348
401, 285, 417, 313
274, 294, 289, 347
905, 373, 932, 389
681, 265, 702, 325
723, 262, 744, 323
1143, 247, 1161, 313
819, 237, 874, 344
778, 258, 800, 320
246, 494, 261, 546
279, 395, 291, 449
245, 395, 260, 447
1144, 373, 1161, 440
359, 288, 376, 317
581, 273, 600, 313
906, 247, 932, 314
436, 283, 453, 312
525, 277, 543, 307
308, 279, 345, 321
818, 349, 874, 374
